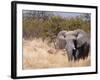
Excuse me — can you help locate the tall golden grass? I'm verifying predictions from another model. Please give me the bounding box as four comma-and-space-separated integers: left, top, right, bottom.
23, 38, 90, 69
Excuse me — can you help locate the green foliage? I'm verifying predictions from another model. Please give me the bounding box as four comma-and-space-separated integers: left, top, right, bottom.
23, 14, 90, 41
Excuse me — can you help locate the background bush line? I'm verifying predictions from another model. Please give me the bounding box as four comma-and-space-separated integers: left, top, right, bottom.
23, 11, 90, 42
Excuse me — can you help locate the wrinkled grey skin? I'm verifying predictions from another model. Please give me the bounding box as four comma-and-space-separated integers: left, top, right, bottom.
64, 35, 76, 61
56, 30, 76, 61
56, 29, 90, 61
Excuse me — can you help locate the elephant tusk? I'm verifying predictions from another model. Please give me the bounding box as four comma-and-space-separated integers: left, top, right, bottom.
73, 48, 76, 50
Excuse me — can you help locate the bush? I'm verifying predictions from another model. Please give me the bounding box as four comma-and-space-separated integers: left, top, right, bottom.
23, 14, 90, 42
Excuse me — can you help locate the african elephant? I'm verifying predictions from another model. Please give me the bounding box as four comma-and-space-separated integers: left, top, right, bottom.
55, 29, 90, 61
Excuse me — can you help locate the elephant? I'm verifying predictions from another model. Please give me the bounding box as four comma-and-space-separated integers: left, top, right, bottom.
55, 29, 90, 61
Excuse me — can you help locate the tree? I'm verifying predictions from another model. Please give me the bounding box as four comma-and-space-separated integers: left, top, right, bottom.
80, 13, 91, 22
23, 10, 53, 21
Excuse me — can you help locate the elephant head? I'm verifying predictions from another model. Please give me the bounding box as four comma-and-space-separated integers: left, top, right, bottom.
55, 30, 76, 49
56, 30, 77, 61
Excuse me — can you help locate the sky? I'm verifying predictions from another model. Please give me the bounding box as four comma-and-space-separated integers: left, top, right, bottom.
53, 12, 83, 18
23, 10, 89, 18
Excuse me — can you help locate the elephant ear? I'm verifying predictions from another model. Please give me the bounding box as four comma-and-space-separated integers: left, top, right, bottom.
73, 29, 88, 48
76, 33, 87, 48
56, 36, 66, 49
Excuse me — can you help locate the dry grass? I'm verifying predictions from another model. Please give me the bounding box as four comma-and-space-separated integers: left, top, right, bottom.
23, 38, 91, 69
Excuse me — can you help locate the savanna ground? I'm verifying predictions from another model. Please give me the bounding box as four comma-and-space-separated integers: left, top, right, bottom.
23, 38, 90, 69
22, 10, 91, 69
